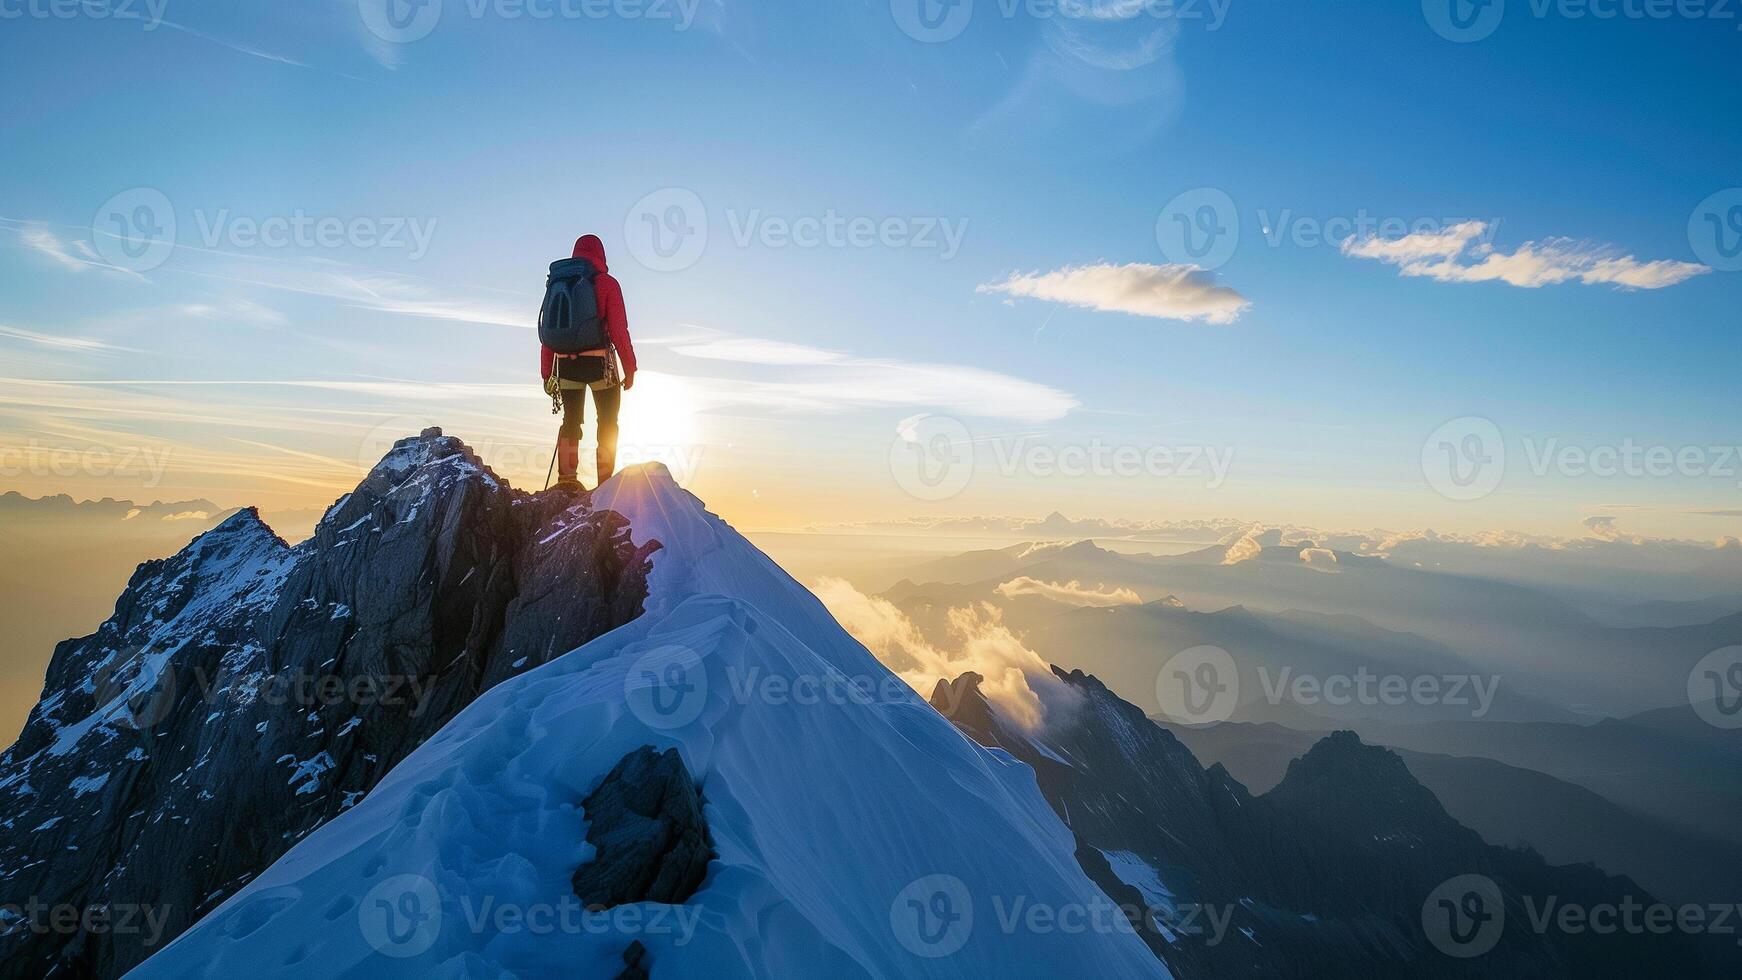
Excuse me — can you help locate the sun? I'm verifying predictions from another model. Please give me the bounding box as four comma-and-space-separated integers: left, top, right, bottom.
614, 372, 703, 478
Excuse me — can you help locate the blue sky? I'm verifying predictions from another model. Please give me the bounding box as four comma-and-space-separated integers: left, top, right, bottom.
1, 0, 1738, 538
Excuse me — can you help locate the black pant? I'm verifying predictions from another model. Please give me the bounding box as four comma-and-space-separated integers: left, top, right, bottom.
559, 385, 621, 474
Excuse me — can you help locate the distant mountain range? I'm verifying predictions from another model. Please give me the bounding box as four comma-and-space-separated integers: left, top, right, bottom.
1163, 716, 1742, 909
885, 538, 1742, 721
933, 668, 1727, 978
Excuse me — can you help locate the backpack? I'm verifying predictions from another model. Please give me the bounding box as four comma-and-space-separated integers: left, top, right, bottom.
538, 257, 606, 354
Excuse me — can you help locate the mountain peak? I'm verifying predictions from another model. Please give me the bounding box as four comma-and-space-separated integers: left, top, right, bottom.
206, 505, 276, 540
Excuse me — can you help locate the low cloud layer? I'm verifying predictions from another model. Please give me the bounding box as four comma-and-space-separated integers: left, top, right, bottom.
1582, 515, 1630, 542
978, 262, 1250, 323
812, 578, 1081, 731
994, 577, 1141, 607
1341, 220, 1708, 290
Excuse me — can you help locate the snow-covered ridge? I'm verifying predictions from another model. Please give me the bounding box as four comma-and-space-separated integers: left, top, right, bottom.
133, 463, 1168, 979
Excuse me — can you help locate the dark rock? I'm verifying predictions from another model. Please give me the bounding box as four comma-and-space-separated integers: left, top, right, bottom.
572, 746, 714, 909
932, 668, 1720, 979
0, 431, 660, 979
614, 940, 649, 980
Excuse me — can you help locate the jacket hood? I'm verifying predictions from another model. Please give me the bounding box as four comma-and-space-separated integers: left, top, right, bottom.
572, 235, 608, 271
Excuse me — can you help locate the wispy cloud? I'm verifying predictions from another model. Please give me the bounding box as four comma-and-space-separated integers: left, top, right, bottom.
156, 20, 314, 69
153, 19, 377, 83
977, 262, 1250, 324
7, 220, 148, 281
1342, 220, 1710, 290
18, 224, 89, 272
670, 336, 848, 365
0, 325, 133, 354
659, 328, 1078, 422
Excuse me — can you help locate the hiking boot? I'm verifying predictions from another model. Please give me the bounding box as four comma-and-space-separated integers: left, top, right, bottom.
556, 437, 581, 487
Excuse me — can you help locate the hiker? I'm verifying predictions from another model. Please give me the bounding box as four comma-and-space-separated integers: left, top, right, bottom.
539, 234, 637, 489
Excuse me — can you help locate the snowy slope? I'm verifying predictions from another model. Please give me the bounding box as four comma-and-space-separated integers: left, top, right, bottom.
132, 464, 1167, 979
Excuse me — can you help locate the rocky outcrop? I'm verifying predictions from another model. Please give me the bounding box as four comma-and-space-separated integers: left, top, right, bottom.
572, 746, 714, 909
0, 430, 660, 979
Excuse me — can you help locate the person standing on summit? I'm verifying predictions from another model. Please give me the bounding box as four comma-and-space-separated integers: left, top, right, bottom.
539, 234, 637, 489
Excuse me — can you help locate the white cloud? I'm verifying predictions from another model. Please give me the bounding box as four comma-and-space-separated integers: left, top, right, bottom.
978, 262, 1250, 324
995, 577, 1141, 607
1342, 221, 1709, 290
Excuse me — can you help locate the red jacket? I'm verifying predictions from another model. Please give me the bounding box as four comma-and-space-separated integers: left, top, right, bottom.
540, 235, 637, 381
